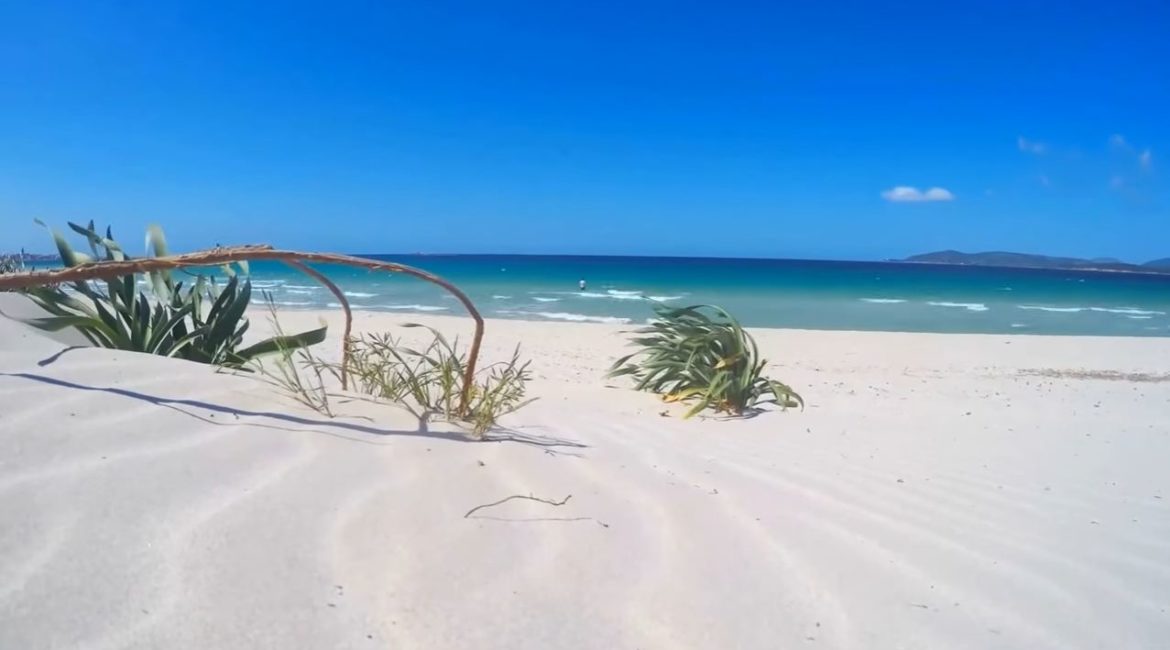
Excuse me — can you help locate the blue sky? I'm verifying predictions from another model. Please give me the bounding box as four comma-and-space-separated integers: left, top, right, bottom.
1, 1, 1167, 260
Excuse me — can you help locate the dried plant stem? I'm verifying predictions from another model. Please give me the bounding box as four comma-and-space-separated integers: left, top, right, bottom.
282, 260, 352, 390
464, 494, 572, 518
0, 245, 485, 415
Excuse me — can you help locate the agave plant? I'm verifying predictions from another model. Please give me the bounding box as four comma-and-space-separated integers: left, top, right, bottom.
607, 304, 802, 418
22, 220, 325, 367
0, 254, 20, 278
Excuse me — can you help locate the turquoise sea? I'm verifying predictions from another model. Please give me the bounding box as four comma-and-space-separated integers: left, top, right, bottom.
235, 255, 1170, 337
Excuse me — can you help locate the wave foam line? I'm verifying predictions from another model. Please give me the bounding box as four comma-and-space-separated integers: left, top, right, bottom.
927, 301, 989, 312
497, 309, 630, 324
372, 304, 448, 312
1090, 307, 1166, 316
532, 311, 631, 324
538, 290, 684, 302
1018, 305, 1085, 313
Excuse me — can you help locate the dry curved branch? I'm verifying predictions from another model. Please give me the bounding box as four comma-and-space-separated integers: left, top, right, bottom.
282, 259, 353, 390
0, 245, 485, 416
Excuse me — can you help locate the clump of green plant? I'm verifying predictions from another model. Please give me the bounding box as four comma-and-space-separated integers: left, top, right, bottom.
334, 324, 534, 435
250, 296, 333, 416
22, 221, 325, 367
0, 254, 20, 275
607, 304, 802, 418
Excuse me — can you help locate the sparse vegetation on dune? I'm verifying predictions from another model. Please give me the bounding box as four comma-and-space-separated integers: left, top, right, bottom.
325, 324, 534, 436
0, 227, 490, 417
2, 220, 531, 434
250, 297, 334, 417
608, 304, 802, 418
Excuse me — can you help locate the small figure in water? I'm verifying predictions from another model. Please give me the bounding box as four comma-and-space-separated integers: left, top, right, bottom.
579, 278, 587, 291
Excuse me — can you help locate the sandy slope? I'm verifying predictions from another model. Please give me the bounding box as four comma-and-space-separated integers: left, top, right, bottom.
2, 296, 1169, 649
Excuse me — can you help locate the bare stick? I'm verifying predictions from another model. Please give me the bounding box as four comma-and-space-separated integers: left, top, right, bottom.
464, 494, 572, 518
0, 246, 485, 416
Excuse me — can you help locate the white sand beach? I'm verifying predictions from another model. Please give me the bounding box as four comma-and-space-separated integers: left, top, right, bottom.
2, 297, 1169, 649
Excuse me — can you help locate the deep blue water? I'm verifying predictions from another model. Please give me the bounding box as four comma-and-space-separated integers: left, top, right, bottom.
229, 254, 1170, 336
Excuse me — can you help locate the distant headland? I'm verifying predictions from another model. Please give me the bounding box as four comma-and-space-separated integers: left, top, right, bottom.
0, 252, 58, 263
899, 250, 1170, 275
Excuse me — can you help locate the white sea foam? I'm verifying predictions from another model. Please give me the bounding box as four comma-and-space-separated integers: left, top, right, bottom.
1016, 305, 1166, 316
542, 289, 683, 302
374, 304, 449, 312
1018, 305, 1085, 313
251, 280, 285, 288
1089, 307, 1165, 316
284, 289, 317, 295
263, 300, 313, 307
283, 284, 319, 290
860, 298, 907, 304
492, 295, 512, 300
1127, 315, 1154, 320
533, 311, 631, 324
1010, 323, 1028, 328
343, 291, 377, 298
583, 291, 642, 300
534, 297, 561, 303
928, 301, 989, 312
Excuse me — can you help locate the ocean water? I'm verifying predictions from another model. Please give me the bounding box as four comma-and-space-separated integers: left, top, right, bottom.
230, 255, 1170, 337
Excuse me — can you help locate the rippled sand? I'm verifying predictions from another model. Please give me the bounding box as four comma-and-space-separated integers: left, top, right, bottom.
2, 297, 1169, 649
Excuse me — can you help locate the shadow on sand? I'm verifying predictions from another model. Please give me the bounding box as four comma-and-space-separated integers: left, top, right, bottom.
1, 371, 587, 451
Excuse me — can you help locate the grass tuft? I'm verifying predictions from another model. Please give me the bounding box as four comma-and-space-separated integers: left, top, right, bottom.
329, 324, 534, 436
250, 296, 334, 416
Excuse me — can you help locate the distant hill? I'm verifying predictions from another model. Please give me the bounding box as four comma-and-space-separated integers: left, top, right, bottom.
902, 250, 1170, 274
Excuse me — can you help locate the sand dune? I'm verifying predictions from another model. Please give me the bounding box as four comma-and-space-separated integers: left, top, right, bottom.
2, 298, 1169, 649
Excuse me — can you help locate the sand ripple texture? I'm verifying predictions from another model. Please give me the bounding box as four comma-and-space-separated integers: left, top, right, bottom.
2, 302, 1170, 649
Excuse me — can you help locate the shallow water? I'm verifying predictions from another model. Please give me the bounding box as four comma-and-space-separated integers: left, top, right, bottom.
228, 255, 1170, 336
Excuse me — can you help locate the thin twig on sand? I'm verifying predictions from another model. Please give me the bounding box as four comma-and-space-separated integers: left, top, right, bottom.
464, 494, 572, 518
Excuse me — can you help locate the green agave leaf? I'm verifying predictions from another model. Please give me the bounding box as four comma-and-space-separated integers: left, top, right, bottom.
22, 315, 119, 348
67, 220, 104, 260
35, 219, 83, 267
232, 323, 328, 361
145, 224, 173, 302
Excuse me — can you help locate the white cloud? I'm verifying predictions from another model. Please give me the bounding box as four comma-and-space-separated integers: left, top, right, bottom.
1110, 175, 1125, 190
1039, 174, 1051, 188
1140, 149, 1152, 169
1017, 136, 1047, 155
1110, 134, 1131, 151
881, 186, 955, 202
